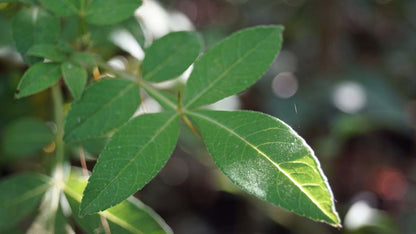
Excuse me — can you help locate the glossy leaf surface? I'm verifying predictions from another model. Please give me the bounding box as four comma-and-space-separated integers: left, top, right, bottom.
0, 173, 50, 230
12, 7, 60, 64
64, 170, 172, 233
85, 0, 142, 25
2, 118, 53, 157
27, 44, 67, 62
142, 31, 201, 82
61, 61, 88, 100
184, 26, 283, 108
64, 78, 140, 142
80, 112, 179, 214
188, 110, 341, 226
15, 62, 61, 98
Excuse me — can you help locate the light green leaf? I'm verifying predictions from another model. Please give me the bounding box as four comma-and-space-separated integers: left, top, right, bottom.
187, 110, 341, 226
15, 62, 61, 99
184, 26, 283, 109
27, 44, 67, 62
64, 78, 140, 143
2, 118, 54, 157
38, 0, 81, 17
65, 169, 172, 234
142, 31, 201, 82
141, 81, 177, 111
80, 112, 179, 214
70, 52, 96, 68
61, 62, 88, 100
12, 7, 60, 64
85, 0, 142, 25
0, 173, 50, 230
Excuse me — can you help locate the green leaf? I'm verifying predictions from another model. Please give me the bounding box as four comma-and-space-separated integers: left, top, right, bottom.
142, 31, 201, 82
80, 112, 179, 214
12, 7, 60, 64
61, 61, 88, 100
38, 0, 81, 17
184, 26, 283, 109
27, 44, 67, 62
15, 62, 61, 98
65, 168, 172, 233
2, 118, 54, 157
70, 52, 96, 68
0, 173, 50, 230
187, 110, 341, 226
85, 0, 142, 25
64, 78, 140, 143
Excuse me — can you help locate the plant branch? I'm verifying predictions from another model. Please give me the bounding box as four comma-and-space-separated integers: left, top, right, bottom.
51, 84, 65, 168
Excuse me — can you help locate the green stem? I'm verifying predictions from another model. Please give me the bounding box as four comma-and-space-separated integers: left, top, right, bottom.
51, 85, 65, 167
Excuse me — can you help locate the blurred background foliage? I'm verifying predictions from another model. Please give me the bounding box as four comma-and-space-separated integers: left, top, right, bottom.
1, 0, 415, 233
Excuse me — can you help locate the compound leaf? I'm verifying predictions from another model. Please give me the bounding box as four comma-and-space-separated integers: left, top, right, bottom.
39, 0, 81, 17
187, 110, 341, 226
0, 173, 50, 230
12, 7, 60, 64
27, 44, 67, 62
61, 61, 88, 100
184, 26, 283, 109
64, 169, 172, 233
142, 31, 201, 82
64, 78, 140, 143
2, 118, 54, 158
15, 62, 61, 98
85, 0, 142, 25
80, 112, 179, 214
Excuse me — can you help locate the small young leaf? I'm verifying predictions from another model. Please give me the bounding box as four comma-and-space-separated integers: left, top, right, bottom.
80, 112, 179, 214
15, 62, 61, 99
27, 44, 67, 62
85, 0, 142, 25
64, 169, 172, 233
64, 78, 140, 143
2, 118, 54, 157
187, 110, 341, 226
0, 173, 50, 230
61, 62, 88, 100
142, 31, 201, 82
12, 7, 60, 64
184, 26, 283, 109
38, 0, 81, 17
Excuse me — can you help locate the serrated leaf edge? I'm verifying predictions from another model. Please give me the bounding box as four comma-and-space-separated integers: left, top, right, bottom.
187, 110, 341, 226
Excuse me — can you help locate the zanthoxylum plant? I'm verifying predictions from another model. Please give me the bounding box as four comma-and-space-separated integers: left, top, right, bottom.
0, 0, 341, 232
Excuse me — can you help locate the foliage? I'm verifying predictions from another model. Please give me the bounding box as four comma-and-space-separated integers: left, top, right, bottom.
0, 0, 341, 232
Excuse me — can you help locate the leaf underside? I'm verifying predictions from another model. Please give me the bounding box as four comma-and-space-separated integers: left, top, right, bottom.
64, 169, 172, 234
188, 110, 341, 226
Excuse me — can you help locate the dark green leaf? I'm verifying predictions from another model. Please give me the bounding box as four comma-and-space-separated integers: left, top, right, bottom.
61, 61, 88, 100
85, 0, 142, 25
142, 31, 201, 82
39, 0, 81, 17
12, 7, 60, 64
184, 26, 283, 109
188, 110, 341, 226
0, 173, 50, 230
2, 118, 54, 157
15, 62, 61, 98
80, 112, 179, 214
64, 78, 140, 143
64, 168, 172, 233
27, 44, 67, 62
